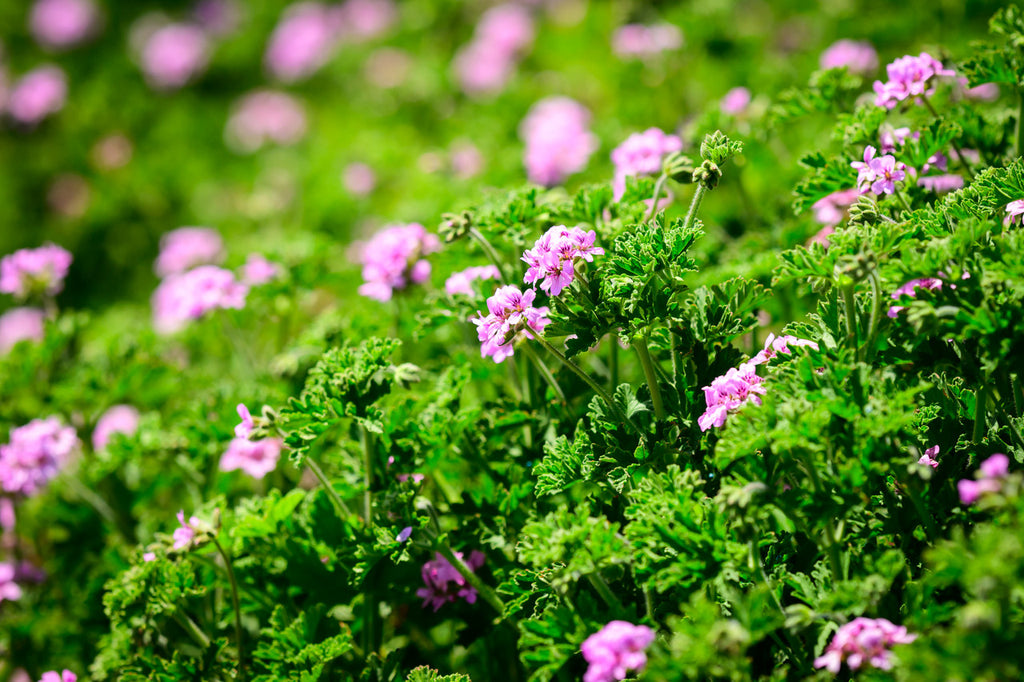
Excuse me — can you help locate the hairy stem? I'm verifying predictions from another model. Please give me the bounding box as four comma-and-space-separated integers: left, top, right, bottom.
842, 284, 859, 355
862, 270, 882, 362
634, 335, 666, 421
644, 173, 669, 222
213, 538, 245, 680
586, 572, 626, 614
893, 186, 913, 214
683, 184, 708, 232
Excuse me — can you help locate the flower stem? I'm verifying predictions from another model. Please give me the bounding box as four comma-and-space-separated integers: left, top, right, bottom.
173, 611, 212, 650
634, 335, 666, 421
469, 228, 510, 279
436, 544, 505, 618
893, 186, 913, 214
361, 427, 379, 654
842, 284, 859, 355
1018, 89, 1024, 160
585, 572, 626, 614
973, 382, 988, 443
306, 457, 352, 519
683, 184, 708, 232
609, 333, 620, 392
213, 538, 245, 680
861, 270, 882, 362
921, 96, 975, 181
521, 342, 567, 404
644, 173, 669, 222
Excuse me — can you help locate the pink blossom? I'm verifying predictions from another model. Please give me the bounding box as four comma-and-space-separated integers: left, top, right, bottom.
0, 563, 23, 603
887, 277, 942, 318
867, 154, 906, 195
396, 473, 425, 483
980, 453, 1009, 479
343, 162, 376, 196
520, 97, 598, 186
750, 333, 818, 365
720, 87, 751, 115
808, 225, 835, 249
522, 225, 604, 296
151, 265, 248, 333
142, 551, 156, 562
0, 307, 46, 353
339, 0, 397, 40
225, 90, 307, 153
39, 672, 76, 682
220, 436, 282, 479
138, 22, 210, 90
698, 362, 766, 431
873, 52, 955, 109
6, 66, 67, 125
241, 253, 282, 286
192, 0, 242, 37
454, 4, 533, 96
450, 141, 484, 179
581, 621, 655, 682
610, 127, 683, 200
471, 285, 551, 363
964, 82, 999, 101
0, 245, 72, 299
0, 417, 78, 496
476, 4, 533, 54
819, 40, 878, 74
172, 510, 198, 550
813, 617, 916, 673
92, 405, 140, 450
957, 453, 1010, 505
234, 403, 254, 438
918, 445, 939, 469
357, 223, 440, 301
415, 550, 485, 611
154, 227, 224, 277
30, 0, 99, 50
811, 188, 859, 226
454, 43, 516, 96
1004, 199, 1024, 225
364, 47, 411, 88
264, 3, 344, 82
879, 126, 912, 154
851, 145, 878, 191
445, 265, 501, 297
918, 174, 963, 193
612, 23, 682, 58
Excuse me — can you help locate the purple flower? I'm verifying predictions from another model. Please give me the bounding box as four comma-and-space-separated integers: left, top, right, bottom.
522, 225, 604, 296
720, 86, 751, 115
220, 436, 282, 479
264, 3, 344, 83
154, 227, 224, 277
39, 672, 76, 682
234, 403, 254, 438
6, 66, 66, 125
454, 4, 533, 96
0, 417, 78, 496
356, 223, 440, 302
520, 97, 598, 186
192, 0, 242, 37
342, 162, 376, 196
225, 90, 307, 153
92, 405, 140, 450
879, 126, 912, 154
137, 22, 210, 90
416, 550, 485, 611
867, 154, 906, 195
749, 333, 818, 365
0, 563, 23, 603
958, 453, 1011, 504
1004, 199, 1024, 225
610, 127, 683, 200
471, 285, 551, 363
445, 265, 501, 297
814, 617, 916, 673
918, 445, 939, 469
151, 265, 249, 333
396, 526, 413, 543
851, 145, 877, 190
30, 0, 99, 50
0, 307, 46, 353
612, 23, 682, 58
819, 40, 878, 74
811, 188, 860, 226
581, 621, 655, 682
698, 362, 766, 432
980, 453, 1009, 479
873, 52, 955, 109
886, 277, 942, 318
172, 510, 198, 550
240, 253, 282, 286
918, 174, 963, 193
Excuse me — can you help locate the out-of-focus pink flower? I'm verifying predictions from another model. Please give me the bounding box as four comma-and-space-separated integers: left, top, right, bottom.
520, 96, 598, 186
91, 133, 133, 170
357, 223, 440, 301
581, 621, 656, 682
918, 444, 940, 468
698, 362, 766, 431
0, 417, 78, 496
172, 510, 198, 550
39, 671, 77, 682
30, 0, 99, 50
957, 478, 1000, 505
343, 162, 377, 196
887, 277, 942, 318
1004, 199, 1024, 225
471, 285, 551, 363
873, 52, 955, 109
192, 0, 241, 37
954, 77, 999, 102
225, 90, 307, 153
0, 563, 23, 603
142, 551, 156, 562
980, 453, 1009, 479
47, 173, 90, 218
6, 66, 66, 125
396, 472, 425, 483
454, 42, 516, 96
522, 225, 604, 296
364, 47, 411, 88
612, 23, 683, 58
264, 2, 344, 82
445, 265, 501, 296
917, 174, 963, 193
338, 0, 397, 41
750, 333, 818, 365
476, 3, 534, 54
92, 405, 140, 450
813, 617, 916, 673
454, 3, 533, 96
819, 40, 878, 74
958, 453, 1010, 505
220, 435, 282, 479
241, 253, 282, 286
138, 22, 210, 90
0, 244, 73, 299
234, 403, 254, 438
0, 308, 46, 353
811, 188, 860, 226
450, 141, 484, 179
154, 227, 224, 277
151, 265, 248, 333
808, 225, 835, 249
415, 550, 485, 611
721, 86, 751, 115
610, 127, 682, 200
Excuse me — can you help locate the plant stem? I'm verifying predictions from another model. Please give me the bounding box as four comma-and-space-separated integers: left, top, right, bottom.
683, 184, 708, 232
973, 383, 988, 443
893, 186, 913, 214
521, 342, 567, 404
861, 270, 882, 363
586, 572, 626, 614
921, 96, 975, 181
213, 538, 245, 680
469, 228, 509, 279
644, 173, 669, 222
609, 333, 620, 392
436, 544, 506, 618
173, 612, 212, 650
634, 335, 666, 421
842, 284, 859, 355
306, 457, 352, 519
361, 427, 378, 654
1018, 89, 1024, 160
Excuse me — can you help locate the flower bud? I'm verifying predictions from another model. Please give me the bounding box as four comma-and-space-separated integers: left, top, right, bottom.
848, 196, 879, 226
662, 151, 696, 184
439, 211, 473, 243
693, 160, 722, 190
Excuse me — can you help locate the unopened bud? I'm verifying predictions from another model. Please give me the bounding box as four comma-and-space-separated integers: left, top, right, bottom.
439, 211, 473, 243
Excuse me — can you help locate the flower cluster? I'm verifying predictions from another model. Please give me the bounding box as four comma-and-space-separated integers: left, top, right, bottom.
0, 417, 78, 496
698, 362, 766, 431
887, 277, 942, 318
264, 2, 343, 82
611, 23, 682, 58
580, 621, 655, 682
610, 127, 683, 200
136, 20, 210, 90
444, 265, 501, 297
416, 550, 485, 611
0, 562, 23, 603
958, 453, 1010, 505
154, 226, 224, 277
873, 52, 955, 109
520, 96, 598, 187
0, 243, 72, 299
220, 404, 282, 479
454, 3, 534, 96
39, 671, 77, 682
813, 617, 917, 672
918, 444, 940, 469
819, 39, 878, 74
851, 146, 906, 196
92, 405, 140, 450
750, 333, 819, 365
151, 265, 248, 333
357, 223, 440, 302
30, 0, 99, 51
522, 225, 604, 295
225, 90, 307, 153
471, 285, 550, 363
4, 66, 67, 125
0, 307, 46, 354
1005, 199, 1024, 226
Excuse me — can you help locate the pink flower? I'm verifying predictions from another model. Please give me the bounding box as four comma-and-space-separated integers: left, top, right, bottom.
450, 141, 484, 179
808, 225, 835, 249
92, 405, 140, 450
415, 550, 485, 611
192, 0, 242, 37
396, 473, 425, 483
225, 90, 307, 153
6, 66, 67, 125
138, 22, 210, 90
957, 478, 999, 505
610, 127, 683, 200
521, 225, 604, 296
476, 4, 533, 55
698, 362, 766, 431
917, 174, 963, 193
0, 563, 23, 603
337, 0, 396, 41
220, 436, 282, 479
520, 97, 598, 186
958, 453, 1010, 504
918, 445, 939, 469
241, 253, 282, 286
172, 510, 198, 550
964, 82, 999, 101
151, 265, 248, 333
813, 617, 916, 673
39, 672, 76, 682
30, 0, 99, 50
878, 126, 913, 154
980, 453, 1009, 479
445, 265, 501, 297
612, 23, 682, 58
0, 417, 78, 496
581, 621, 655, 682
1004, 199, 1024, 226
887, 277, 942, 318
234, 403, 254, 438
750, 333, 818, 365
811, 188, 860, 226
454, 4, 533, 96
0, 307, 46, 353
471, 285, 551, 363
264, 3, 344, 82
720, 86, 751, 115
342, 162, 376, 196
873, 52, 955, 109
357, 223, 439, 302
867, 154, 906, 195
142, 551, 156, 562
819, 40, 878, 74
154, 227, 224, 277
454, 43, 515, 96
